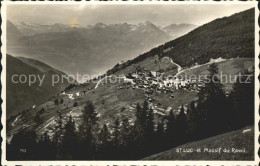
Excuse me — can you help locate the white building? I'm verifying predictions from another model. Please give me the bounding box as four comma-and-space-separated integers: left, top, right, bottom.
124, 78, 135, 85
132, 73, 138, 78
151, 71, 157, 77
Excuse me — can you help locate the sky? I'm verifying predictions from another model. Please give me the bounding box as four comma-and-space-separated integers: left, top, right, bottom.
7, 4, 254, 27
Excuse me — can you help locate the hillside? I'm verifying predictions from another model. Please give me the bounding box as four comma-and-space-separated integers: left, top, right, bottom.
143, 126, 254, 160
6, 21, 23, 46
17, 57, 67, 75
6, 55, 71, 119
162, 23, 198, 39
110, 8, 254, 74
177, 58, 254, 92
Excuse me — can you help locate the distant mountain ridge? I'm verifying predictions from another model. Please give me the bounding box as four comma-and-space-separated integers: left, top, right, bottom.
11, 21, 74, 36
11, 20, 198, 36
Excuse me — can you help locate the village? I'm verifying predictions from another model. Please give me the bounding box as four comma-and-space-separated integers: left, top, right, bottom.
104, 69, 206, 118
118, 69, 205, 97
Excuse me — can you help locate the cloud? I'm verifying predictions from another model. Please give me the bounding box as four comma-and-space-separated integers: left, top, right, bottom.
67, 17, 79, 27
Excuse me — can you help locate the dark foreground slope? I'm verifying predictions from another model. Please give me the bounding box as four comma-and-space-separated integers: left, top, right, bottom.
143, 126, 254, 160
110, 8, 254, 74
6, 55, 71, 119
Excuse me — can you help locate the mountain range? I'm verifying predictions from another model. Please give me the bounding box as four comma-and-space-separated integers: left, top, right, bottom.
7, 21, 197, 82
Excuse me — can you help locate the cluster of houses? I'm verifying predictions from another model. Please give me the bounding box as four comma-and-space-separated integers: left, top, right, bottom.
121, 70, 206, 94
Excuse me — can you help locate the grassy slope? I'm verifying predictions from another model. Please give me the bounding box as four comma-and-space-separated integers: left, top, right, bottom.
150, 90, 197, 110
8, 81, 147, 136
178, 58, 254, 92
143, 126, 254, 160
70, 82, 145, 126
115, 55, 177, 75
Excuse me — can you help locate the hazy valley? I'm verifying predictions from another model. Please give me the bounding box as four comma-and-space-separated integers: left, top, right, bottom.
7, 21, 198, 80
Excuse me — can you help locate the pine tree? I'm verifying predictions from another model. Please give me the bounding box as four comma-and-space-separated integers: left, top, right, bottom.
186, 101, 201, 141
146, 109, 155, 137
60, 98, 64, 104
38, 132, 56, 160
144, 108, 155, 154
135, 102, 141, 115
198, 63, 224, 102
62, 115, 78, 159
54, 99, 59, 105
228, 69, 254, 129
99, 124, 110, 146
175, 105, 188, 145
155, 120, 166, 153
133, 103, 142, 141
142, 100, 149, 114
53, 111, 63, 143
165, 109, 176, 148
78, 100, 98, 159
120, 117, 131, 147
133, 101, 149, 158
98, 124, 111, 160
119, 117, 134, 159
112, 118, 120, 148
52, 110, 63, 159
111, 118, 121, 159
197, 63, 228, 137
